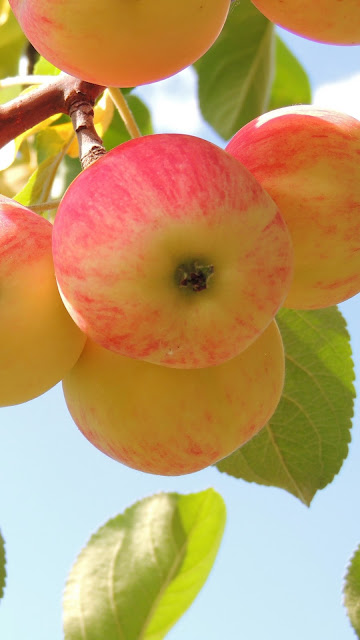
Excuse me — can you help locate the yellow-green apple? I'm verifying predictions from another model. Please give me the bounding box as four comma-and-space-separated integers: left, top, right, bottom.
0, 195, 86, 406
63, 319, 284, 475
9, 0, 230, 87
226, 106, 360, 310
251, 0, 360, 45
52, 133, 293, 368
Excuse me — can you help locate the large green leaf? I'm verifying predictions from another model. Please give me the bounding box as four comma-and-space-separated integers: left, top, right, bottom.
63, 489, 226, 640
0, 529, 5, 600
216, 307, 354, 506
267, 36, 312, 111
194, 0, 274, 140
344, 544, 360, 637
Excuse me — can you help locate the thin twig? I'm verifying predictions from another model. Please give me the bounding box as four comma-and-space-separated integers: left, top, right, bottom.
28, 200, 61, 213
108, 87, 141, 139
0, 75, 59, 87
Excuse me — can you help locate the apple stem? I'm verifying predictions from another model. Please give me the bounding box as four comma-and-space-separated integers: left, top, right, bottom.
108, 87, 142, 139
176, 261, 215, 292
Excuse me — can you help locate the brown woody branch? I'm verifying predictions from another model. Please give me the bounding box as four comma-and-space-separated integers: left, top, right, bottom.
0, 73, 106, 168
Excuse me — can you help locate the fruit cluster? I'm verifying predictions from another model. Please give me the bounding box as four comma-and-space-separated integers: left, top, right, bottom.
2, 0, 360, 476
3, 103, 360, 475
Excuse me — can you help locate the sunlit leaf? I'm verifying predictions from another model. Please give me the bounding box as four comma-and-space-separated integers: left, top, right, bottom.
0, 1, 24, 47
216, 307, 354, 505
0, 0, 10, 25
344, 544, 360, 638
0, 530, 5, 600
63, 489, 226, 640
268, 36, 312, 111
194, 0, 274, 140
33, 56, 61, 76
15, 130, 74, 208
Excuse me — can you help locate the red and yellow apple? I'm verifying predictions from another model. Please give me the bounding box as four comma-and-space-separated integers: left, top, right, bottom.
63, 319, 285, 476
52, 133, 293, 369
9, 0, 230, 87
251, 0, 360, 45
226, 106, 360, 310
0, 196, 86, 406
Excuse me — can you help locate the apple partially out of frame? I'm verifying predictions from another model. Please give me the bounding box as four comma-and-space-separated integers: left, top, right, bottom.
226, 106, 360, 310
0, 196, 86, 406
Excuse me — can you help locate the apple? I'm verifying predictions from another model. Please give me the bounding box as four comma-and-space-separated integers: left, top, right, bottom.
9, 0, 230, 87
0, 196, 86, 406
226, 106, 360, 310
63, 319, 285, 476
52, 133, 293, 368
251, 0, 360, 45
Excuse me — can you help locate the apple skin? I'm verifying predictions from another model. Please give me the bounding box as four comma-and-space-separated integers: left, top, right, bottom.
0, 196, 86, 406
63, 319, 284, 476
9, 0, 230, 87
251, 0, 360, 45
52, 134, 293, 369
226, 106, 360, 310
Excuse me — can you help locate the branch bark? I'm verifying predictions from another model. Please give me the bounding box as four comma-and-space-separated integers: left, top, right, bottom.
0, 73, 105, 153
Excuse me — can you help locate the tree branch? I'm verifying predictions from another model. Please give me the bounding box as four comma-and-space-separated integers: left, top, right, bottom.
0, 73, 105, 151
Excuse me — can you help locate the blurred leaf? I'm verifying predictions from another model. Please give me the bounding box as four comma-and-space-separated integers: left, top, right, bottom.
63, 489, 226, 640
267, 36, 312, 111
216, 307, 354, 506
0, 9, 26, 104
194, 0, 274, 140
103, 94, 153, 151
0, 2, 24, 47
0, 0, 10, 24
33, 56, 61, 76
0, 530, 5, 600
15, 129, 74, 207
344, 544, 360, 637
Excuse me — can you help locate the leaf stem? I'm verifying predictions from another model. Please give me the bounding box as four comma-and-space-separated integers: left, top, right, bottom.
28, 200, 61, 213
108, 87, 141, 139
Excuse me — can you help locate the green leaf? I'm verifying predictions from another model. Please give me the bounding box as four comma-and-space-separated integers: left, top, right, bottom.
194, 0, 275, 141
102, 94, 153, 151
344, 544, 360, 637
0, 12, 26, 104
14, 129, 73, 208
33, 55, 61, 76
0, 530, 6, 600
267, 36, 312, 111
63, 489, 226, 640
0, 3, 24, 48
216, 307, 355, 506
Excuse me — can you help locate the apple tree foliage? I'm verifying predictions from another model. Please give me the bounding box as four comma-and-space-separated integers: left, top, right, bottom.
0, 0, 359, 637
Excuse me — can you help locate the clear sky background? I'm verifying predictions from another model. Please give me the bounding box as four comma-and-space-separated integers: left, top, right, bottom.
1, 26, 360, 640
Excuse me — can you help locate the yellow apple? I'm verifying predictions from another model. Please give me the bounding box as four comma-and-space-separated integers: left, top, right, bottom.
0, 196, 86, 406
252, 0, 360, 45
9, 0, 230, 87
63, 319, 285, 476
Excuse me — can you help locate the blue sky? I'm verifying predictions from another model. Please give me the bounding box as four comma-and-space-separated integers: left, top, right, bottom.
1, 27, 360, 640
